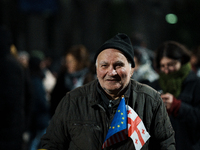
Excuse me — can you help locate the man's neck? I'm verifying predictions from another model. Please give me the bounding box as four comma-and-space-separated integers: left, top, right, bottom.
103, 87, 128, 100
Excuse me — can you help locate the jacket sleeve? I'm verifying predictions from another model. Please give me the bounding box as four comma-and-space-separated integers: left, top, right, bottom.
177, 79, 200, 126
41, 96, 70, 150
149, 93, 176, 150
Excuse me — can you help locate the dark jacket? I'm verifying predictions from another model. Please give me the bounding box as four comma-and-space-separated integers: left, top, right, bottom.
30, 76, 50, 131
150, 71, 200, 150
50, 67, 96, 117
41, 79, 175, 150
29, 56, 50, 131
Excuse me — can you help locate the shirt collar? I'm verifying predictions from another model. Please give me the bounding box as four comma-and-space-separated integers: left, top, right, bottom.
97, 82, 131, 112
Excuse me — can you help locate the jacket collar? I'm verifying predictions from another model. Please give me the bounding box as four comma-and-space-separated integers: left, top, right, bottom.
89, 80, 131, 108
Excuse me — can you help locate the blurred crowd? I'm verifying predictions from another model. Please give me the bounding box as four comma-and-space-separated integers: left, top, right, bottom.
1, 25, 200, 150
0, 25, 96, 150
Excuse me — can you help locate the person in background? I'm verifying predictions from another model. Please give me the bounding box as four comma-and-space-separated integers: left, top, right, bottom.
28, 55, 50, 150
50, 44, 96, 117
0, 25, 25, 150
190, 46, 200, 77
150, 41, 200, 150
41, 33, 175, 150
18, 51, 30, 69
10, 44, 18, 58
42, 55, 56, 98
131, 47, 159, 85
17, 51, 34, 149
130, 32, 155, 65
30, 50, 56, 101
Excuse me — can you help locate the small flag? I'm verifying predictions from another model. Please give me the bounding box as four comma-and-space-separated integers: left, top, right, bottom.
127, 105, 150, 150
102, 97, 127, 149
102, 97, 150, 150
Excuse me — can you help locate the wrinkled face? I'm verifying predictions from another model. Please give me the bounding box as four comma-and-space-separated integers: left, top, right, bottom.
96, 49, 134, 97
160, 57, 181, 74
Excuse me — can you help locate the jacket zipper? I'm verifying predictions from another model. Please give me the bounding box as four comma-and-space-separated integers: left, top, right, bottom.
97, 104, 109, 129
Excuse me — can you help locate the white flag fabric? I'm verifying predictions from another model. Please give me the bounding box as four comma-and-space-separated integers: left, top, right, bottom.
126, 105, 150, 150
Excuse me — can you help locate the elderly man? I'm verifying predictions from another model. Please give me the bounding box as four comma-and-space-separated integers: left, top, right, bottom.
41, 33, 175, 150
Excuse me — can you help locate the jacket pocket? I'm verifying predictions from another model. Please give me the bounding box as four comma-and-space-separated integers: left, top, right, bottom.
73, 122, 101, 130
68, 121, 103, 150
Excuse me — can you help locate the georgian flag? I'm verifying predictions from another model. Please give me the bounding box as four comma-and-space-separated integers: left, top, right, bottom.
102, 97, 150, 150
127, 105, 150, 150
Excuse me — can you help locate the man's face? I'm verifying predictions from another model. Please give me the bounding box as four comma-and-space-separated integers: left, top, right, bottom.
96, 49, 134, 97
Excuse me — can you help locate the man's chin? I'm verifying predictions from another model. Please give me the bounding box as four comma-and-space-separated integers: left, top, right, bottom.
104, 86, 122, 94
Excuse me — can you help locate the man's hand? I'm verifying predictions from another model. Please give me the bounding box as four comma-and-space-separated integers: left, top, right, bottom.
161, 93, 174, 110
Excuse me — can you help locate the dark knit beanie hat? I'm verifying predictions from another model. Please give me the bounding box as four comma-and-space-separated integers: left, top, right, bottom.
94, 33, 135, 68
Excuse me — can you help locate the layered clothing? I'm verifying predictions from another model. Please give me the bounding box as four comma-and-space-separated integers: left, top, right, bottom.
150, 66, 200, 150
41, 79, 175, 150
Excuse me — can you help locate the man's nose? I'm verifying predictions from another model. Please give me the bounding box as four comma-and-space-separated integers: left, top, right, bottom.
107, 67, 117, 76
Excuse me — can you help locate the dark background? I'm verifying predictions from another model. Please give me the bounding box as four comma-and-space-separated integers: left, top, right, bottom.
1, 0, 200, 61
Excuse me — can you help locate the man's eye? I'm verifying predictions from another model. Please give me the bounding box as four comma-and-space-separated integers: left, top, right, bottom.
115, 65, 121, 68
115, 64, 123, 68
101, 65, 107, 67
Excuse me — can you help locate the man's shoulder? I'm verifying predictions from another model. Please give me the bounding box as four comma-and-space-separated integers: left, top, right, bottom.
66, 79, 97, 99
130, 79, 163, 113
130, 79, 159, 100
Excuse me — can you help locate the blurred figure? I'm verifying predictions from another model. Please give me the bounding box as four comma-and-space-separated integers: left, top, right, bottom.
50, 45, 96, 116
131, 32, 155, 64
30, 50, 56, 101
42, 56, 56, 101
150, 41, 200, 150
28, 56, 50, 150
18, 51, 30, 69
131, 47, 159, 84
190, 46, 200, 77
0, 25, 25, 150
10, 44, 18, 58
17, 51, 33, 149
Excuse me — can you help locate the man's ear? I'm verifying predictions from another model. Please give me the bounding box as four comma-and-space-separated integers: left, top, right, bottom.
130, 68, 134, 77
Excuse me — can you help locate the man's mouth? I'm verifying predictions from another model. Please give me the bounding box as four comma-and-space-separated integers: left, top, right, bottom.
106, 78, 120, 81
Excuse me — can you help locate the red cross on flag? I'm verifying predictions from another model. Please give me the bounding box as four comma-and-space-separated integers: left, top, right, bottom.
126, 105, 150, 150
